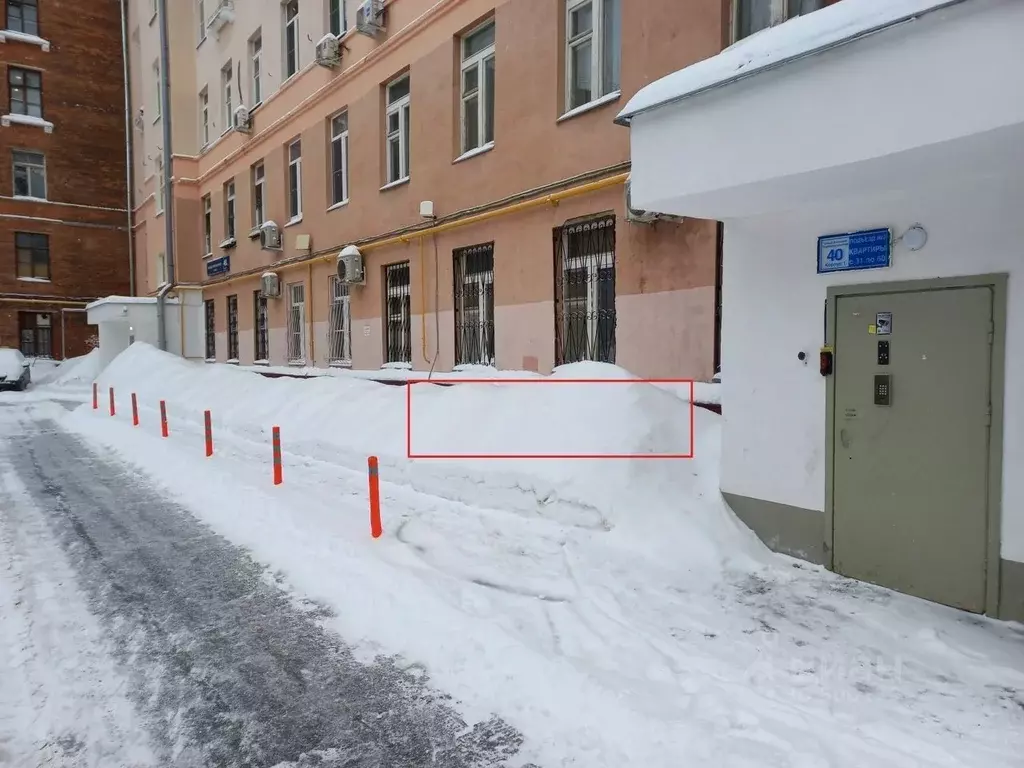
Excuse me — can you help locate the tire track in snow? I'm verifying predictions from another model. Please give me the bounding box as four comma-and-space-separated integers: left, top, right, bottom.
0, 438, 157, 767
4, 407, 535, 768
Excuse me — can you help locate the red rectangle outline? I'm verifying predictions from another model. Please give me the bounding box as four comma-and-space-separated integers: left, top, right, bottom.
405, 378, 695, 460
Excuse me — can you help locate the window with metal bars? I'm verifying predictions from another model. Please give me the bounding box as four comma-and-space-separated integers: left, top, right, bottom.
287, 282, 306, 362
253, 290, 269, 361
554, 215, 616, 365
328, 275, 352, 365
453, 243, 495, 366
204, 299, 216, 360
384, 262, 411, 364
226, 294, 239, 360
18, 312, 50, 358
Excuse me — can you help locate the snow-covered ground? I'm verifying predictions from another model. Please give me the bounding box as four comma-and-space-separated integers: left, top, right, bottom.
4, 343, 1024, 767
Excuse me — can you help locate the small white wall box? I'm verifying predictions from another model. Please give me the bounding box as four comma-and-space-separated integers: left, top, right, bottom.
419, 200, 435, 218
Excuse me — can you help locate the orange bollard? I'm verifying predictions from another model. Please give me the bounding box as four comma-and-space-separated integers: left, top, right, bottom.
131, 393, 139, 426
108, 387, 115, 416
92, 382, 98, 410
368, 456, 382, 539
160, 399, 169, 438
272, 426, 282, 485
204, 410, 213, 457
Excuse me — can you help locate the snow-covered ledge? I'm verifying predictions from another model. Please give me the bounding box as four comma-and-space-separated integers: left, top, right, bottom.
2, 113, 54, 133
0, 29, 51, 52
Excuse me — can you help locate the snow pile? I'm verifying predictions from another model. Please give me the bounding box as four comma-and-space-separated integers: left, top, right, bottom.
95, 343, 753, 573
34, 349, 103, 387
618, 0, 958, 121
63, 342, 1024, 768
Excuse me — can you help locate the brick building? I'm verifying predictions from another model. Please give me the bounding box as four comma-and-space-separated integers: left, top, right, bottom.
0, 0, 129, 359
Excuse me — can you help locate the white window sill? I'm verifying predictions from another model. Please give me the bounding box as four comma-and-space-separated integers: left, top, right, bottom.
205, 358, 217, 364
12, 194, 47, 202
1, 114, 54, 133
202, 251, 215, 260
380, 177, 410, 192
454, 142, 494, 164
155, 209, 164, 217
219, 237, 237, 249
329, 361, 352, 368
327, 200, 349, 213
285, 214, 303, 227
0, 30, 51, 51
248, 227, 261, 239
287, 359, 306, 367
253, 359, 269, 366
149, 12, 157, 25
557, 90, 622, 123
226, 358, 239, 365
18, 276, 51, 283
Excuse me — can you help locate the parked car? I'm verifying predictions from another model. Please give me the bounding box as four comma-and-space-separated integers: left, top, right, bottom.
0, 348, 31, 391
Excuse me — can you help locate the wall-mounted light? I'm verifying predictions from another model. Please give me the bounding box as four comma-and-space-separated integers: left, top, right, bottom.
900, 224, 928, 251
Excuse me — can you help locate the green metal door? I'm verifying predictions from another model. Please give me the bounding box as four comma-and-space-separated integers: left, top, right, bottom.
832, 287, 993, 612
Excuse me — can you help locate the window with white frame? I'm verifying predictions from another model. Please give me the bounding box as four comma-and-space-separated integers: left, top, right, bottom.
221, 61, 233, 134
250, 32, 263, 104
287, 282, 306, 362
329, 111, 348, 206
564, 0, 620, 112
12, 150, 46, 199
328, 275, 352, 364
252, 162, 265, 227
197, 0, 206, 43
460, 21, 495, 154
202, 194, 212, 254
329, 0, 347, 37
199, 87, 210, 146
385, 75, 410, 184
735, 0, 825, 41
152, 60, 161, 121
284, 0, 299, 79
155, 158, 164, 213
7, 0, 39, 36
224, 179, 236, 240
287, 139, 302, 220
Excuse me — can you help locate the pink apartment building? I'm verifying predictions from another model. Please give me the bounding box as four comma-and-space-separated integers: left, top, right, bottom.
126, 0, 820, 376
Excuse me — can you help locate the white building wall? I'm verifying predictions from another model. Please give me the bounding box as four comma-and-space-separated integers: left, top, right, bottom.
720, 172, 1024, 561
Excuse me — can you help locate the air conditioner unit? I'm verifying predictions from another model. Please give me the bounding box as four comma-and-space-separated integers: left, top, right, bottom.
336, 245, 365, 285
260, 271, 281, 299
355, 0, 384, 36
624, 178, 659, 225
315, 34, 342, 68
232, 104, 251, 133
206, 0, 234, 34
259, 220, 282, 251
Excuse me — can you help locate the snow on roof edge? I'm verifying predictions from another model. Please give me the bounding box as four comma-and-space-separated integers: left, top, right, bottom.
616, 0, 970, 125
86, 295, 180, 310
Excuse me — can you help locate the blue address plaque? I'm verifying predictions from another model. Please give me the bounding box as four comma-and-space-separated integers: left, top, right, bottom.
206, 255, 230, 277
817, 227, 892, 274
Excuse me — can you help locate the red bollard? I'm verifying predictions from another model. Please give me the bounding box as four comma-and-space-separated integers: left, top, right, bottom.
272, 426, 282, 485
368, 456, 382, 539
160, 400, 169, 438
131, 393, 139, 427
204, 410, 213, 457
92, 382, 98, 410
108, 387, 115, 416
